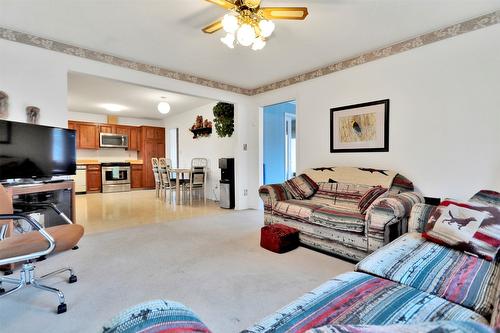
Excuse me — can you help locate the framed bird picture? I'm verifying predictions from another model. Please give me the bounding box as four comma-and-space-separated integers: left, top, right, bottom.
330, 99, 389, 153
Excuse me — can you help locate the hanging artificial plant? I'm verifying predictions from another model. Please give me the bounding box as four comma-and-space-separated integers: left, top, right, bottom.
213, 102, 234, 137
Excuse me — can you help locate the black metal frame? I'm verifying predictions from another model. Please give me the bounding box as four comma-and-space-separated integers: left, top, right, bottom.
330, 99, 390, 153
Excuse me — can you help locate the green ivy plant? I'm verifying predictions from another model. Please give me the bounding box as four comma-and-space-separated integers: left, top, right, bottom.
213, 102, 234, 137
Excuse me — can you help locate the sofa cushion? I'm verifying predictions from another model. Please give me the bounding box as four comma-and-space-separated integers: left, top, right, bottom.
358, 186, 387, 214
356, 232, 500, 318
242, 272, 487, 333
313, 182, 372, 211
423, 200, 500, 261
310, 206, 366, 233
284, 174, 319, 200
306, 321, 495, 333
273, 200, 324, 223
469, 190, 500, 208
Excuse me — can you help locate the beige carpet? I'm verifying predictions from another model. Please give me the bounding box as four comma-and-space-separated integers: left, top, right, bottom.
0, 210, 354, 333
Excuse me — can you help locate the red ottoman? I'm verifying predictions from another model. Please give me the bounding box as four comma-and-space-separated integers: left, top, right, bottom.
260, 223, 300, 253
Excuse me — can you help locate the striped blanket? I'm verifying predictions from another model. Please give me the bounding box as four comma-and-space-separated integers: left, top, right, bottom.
356, 232, 499, 319
243, 272, 487, 333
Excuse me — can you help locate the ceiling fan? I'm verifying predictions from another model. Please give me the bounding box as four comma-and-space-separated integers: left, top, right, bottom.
202, 0, 308, 50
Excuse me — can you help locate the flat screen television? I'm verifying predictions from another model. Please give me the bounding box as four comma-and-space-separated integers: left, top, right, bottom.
0, 120, 76, 181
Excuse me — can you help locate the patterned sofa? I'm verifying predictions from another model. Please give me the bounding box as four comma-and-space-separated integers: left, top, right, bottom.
242, 190, 499, 333
259, 167, 424, 261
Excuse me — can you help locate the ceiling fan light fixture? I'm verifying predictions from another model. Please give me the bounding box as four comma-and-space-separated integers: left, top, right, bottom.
251, 37, 266, 51
220, 33, 235, 48
157, 101, 171, 114
258, 19, 275, 38
237, 23, 256, 47
222, 14, 239, 33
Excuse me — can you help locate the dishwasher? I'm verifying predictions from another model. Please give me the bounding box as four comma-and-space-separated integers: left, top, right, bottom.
74, 165, 87, 194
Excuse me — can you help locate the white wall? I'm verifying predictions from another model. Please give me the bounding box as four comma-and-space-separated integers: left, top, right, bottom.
164, 102, 236, 201
0, 39, 257, 209
254, 25, 500, 200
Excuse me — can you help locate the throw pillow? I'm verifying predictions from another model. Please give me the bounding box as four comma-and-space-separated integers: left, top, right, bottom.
283, 174, 319, 200
422, 200, 500, 260
358, 186, 388, 214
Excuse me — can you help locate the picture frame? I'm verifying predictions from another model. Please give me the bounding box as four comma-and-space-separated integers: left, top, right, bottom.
330, 99, 389, 153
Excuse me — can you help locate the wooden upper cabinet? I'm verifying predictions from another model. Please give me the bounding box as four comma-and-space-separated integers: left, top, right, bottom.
99, 124, 114, 133
114, 125, 130, 136
77, 123, 99, 149
129, 127, 139, 151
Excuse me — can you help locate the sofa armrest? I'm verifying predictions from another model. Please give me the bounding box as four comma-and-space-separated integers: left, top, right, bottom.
259, 184, 291, 213
366, 191, 424, 252
407, 203, 438, 233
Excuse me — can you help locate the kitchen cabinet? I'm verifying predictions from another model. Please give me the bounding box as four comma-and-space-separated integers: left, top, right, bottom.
73, 122, 99, 150
86, 164, 102, 193
99, 124, 114, 133
138, 126, 166, 189
114, 125, 130, 136
129, 127, 140, 151
131, 164, 143, 189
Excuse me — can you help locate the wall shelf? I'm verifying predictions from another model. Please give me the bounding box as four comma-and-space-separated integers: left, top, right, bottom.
190, 127, 212, 139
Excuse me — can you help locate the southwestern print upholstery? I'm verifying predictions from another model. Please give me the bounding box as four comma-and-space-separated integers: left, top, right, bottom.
258, 167, 423, 261
423, 200, 500, 261
283, 174, 319, 200
305, 321, 495, 333
470, 190, 500, 208
356, 232, 500, 319
243, 272, 488, 333
358, 186, 387, 214
102, 299, 211, 333
408, 203, 438, 233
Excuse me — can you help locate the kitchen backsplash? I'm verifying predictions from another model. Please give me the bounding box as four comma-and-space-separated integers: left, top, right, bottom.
76, 148, 138, 163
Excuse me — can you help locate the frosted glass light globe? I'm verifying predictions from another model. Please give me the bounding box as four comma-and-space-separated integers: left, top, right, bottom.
220, 33, 235, 49
157, 101, 171, 114
222, 14, 239, 34
236, 24, 256, 46
251, 37, 266, 51
259, 20, 275, 38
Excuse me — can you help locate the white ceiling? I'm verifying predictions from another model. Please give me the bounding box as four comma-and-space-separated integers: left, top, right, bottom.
68, 72, 214, 119
1, 0, 500, 89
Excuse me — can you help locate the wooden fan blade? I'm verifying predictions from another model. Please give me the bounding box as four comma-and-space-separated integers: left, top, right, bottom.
260, 7, 309, 20
202, 19, 223, 34
204, 0, 235, 10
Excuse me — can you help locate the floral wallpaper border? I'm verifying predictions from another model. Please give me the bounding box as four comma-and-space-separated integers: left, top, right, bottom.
250, 10, 500, 95
0, 10, 498, 96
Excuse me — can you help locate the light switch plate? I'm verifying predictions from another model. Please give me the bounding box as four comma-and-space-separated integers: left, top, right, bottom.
243, 144, 247, 151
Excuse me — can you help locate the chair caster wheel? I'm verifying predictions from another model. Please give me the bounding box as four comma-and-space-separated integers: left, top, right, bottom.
69, 275, 77, 284
57, 303, 67, 314
3, 270, 13, 276
72, 246, 79, 250
0, 287, 5, 294
37, 255, 47, 262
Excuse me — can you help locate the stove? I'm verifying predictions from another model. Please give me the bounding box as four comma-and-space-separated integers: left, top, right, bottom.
101, 162, 131, 193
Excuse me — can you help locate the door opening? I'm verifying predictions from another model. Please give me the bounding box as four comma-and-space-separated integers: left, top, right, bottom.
263, 101, 296, 184
168, 128, 179, 168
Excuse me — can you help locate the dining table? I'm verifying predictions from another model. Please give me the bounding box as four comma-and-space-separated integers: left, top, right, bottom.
169, 168, 192, 204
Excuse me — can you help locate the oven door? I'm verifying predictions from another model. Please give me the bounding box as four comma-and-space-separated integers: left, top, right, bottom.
101, 167, 130, 185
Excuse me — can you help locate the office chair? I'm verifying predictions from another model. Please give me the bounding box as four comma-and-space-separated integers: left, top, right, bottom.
0, 184, 84, 314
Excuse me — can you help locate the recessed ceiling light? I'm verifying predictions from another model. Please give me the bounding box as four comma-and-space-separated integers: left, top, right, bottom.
101, 103, 126, 112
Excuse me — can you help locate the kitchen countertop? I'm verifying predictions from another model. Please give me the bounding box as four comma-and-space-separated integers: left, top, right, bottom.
76, 159, 143, 165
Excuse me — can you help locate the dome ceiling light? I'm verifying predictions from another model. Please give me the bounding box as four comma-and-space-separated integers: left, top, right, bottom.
202, 0, 308, 51
157, 97, 171, 114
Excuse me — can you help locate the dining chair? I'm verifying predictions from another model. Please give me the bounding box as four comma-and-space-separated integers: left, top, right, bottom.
186, 158, 208, 204
158, 158, 175, 203
151, 158, 161, 198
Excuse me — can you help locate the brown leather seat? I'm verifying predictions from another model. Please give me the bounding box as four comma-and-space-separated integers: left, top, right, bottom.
0, 224, 84, 261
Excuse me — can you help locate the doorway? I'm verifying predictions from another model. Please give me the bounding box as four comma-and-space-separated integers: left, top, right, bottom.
263, 101, 296, 184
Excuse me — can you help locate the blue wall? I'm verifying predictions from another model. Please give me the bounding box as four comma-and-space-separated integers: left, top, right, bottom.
263, 102, 296, 184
